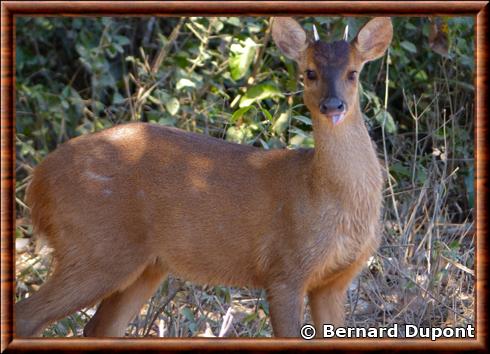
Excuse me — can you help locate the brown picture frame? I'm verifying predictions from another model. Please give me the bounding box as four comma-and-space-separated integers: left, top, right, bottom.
1, 1, 487, 352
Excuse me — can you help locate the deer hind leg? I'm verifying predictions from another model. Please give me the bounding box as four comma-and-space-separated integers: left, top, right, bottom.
83, 258, 168, 337
15, 250, 152, 337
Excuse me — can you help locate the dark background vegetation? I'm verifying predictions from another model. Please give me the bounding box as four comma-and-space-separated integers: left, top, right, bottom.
15, 16, 474, 337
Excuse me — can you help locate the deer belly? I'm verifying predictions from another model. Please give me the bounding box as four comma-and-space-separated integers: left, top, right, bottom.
155, 226, 261, 287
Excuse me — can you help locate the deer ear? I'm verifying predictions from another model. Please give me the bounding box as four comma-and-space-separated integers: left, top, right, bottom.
272, 17, 307, 63
353, 17, 393, 62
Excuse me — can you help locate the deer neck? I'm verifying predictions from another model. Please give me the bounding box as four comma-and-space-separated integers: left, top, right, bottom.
310, 107, 382, 200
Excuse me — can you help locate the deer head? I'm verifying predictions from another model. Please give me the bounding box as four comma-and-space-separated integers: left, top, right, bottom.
272, 17, 393, 127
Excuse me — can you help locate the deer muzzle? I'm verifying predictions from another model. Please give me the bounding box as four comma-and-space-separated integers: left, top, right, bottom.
319, 97, 347, 125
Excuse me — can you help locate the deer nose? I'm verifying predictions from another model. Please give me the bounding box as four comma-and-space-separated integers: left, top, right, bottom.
319, 98, 346, 115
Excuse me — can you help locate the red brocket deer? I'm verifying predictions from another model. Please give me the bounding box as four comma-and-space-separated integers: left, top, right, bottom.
15, 17, 392, 338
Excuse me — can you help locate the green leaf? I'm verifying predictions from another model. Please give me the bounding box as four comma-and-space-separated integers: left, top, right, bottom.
292, 115, 312, 126
158, 117, 177, 126
229, 38, 257, 81
243, 312, 258, 324
211, 19, 224, 33
375, 110, 397, 134
414, 70, 428, 81
289, 126, 309, 138
101, 17, 112, 27
97, 72, 115, 88
239, 83, 283, 108
113, 92, 125, 104
260, 108, 273, 121
449, 240, 460, 251
146, 111, 163, 123
415, 166, 427, 184
272, 112, 289, 135
230, 106, 253, 122
362, 90, 382, 109
114, 34, 130, 46
181, 307, 194, 322
176, 78, 196, 90
390, 163, 410, 179
400, 40, 417, 53
290, 133, 314, 148
165, 97, 180, 115
224, 17, 241, 27
226, 125, 253, 144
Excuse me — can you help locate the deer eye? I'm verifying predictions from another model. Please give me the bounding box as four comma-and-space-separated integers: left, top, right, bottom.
347, 71, 357, 81
305, 69, 317, 81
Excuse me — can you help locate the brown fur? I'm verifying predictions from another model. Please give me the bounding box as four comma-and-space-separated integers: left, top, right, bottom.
15, 17, 392, 338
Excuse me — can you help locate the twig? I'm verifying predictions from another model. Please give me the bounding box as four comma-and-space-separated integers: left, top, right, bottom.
144, 286, 180, 337
381, 48, 403, 233
123, 74, 135, 120
142, 17, 157, 48
440, 255, 474, 276
247, 18, 273, 87
377, 253, 472, 322
218, 307, 234, 337
151, 18, 185, 75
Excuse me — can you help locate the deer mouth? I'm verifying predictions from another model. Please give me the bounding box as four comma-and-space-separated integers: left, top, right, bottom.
327, 111, 346, 125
